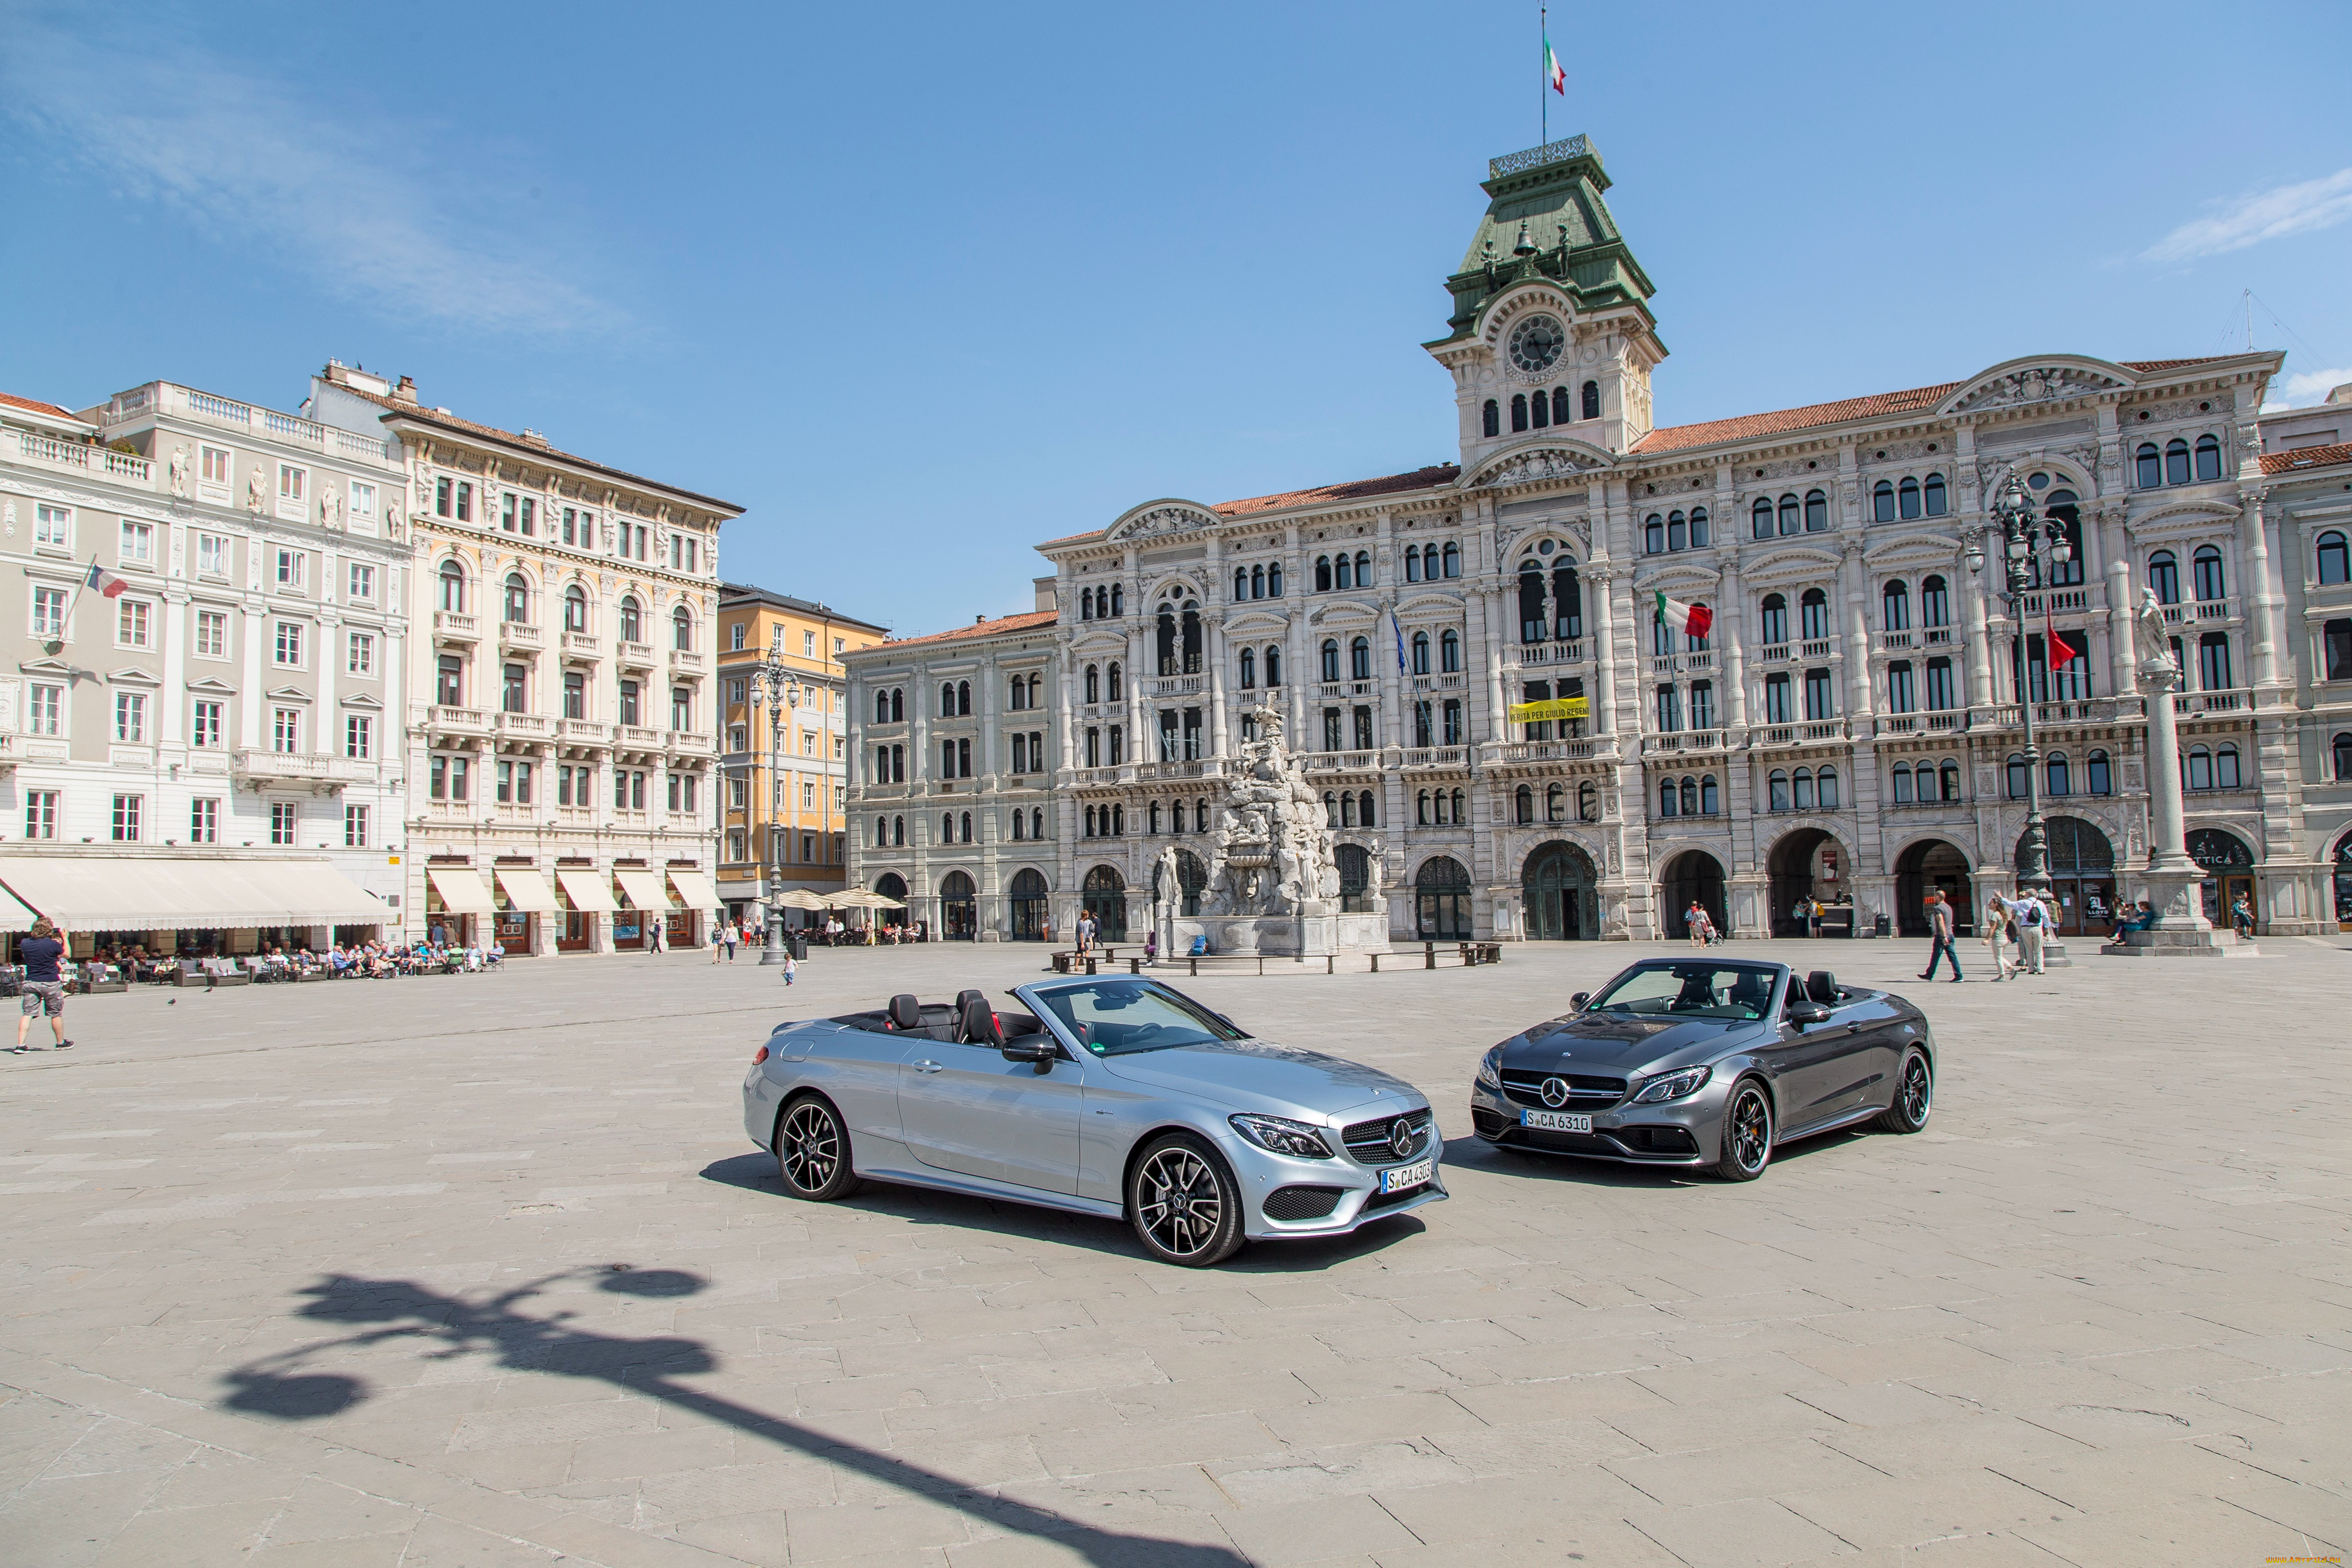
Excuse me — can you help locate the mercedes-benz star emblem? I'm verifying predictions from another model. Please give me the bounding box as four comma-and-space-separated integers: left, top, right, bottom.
1541, 1076, 1571, 1108
1388, 1119, 1421, 1161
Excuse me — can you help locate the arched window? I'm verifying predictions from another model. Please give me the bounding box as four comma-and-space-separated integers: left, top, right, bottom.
1011, 810, 1024, 840
941, 812, 953, 842
1873, 481, 1895, 522
1890, 762, 1913, 803
2216, 742, 2242, 789
1267, 560, 1284, 596
1577, 780, 1598, 820
1690, 508, 1709, 548
1357, 790, 1375, 827
1354, 549, 1371, 586
876, 691, 892, 724
1799, 587, 1829, 641
1680, 776, 1700, 816
2165, 438, 2191, 486
1792, 767, 1815, 810
1652, 609, 1674, 657
1518, 561, 1546, 643
1349, 636, 1371, 680
1440, 629, 1461, 673
1759, 593, 1788, 645
1804, 489, 1829, 532
1410, 630, 1430, 675
1529, 383, 1549, 428
1238, 647, 1256, 688
1921, 575, 1950, 628
893, 815, 905, 846
1481, 399, 1499, 438
2194, 433, 2222, 482
563, 584, 587, 632
1898, 477, 1921, 519
1752, 497, 1774, 540
1323, 791, 1339, 828
1333, 553, 1353, 590
939, 682, 957, 717
2046, 752, 2070, 796
1581, 380, 1600, 420
1442, 541, 1460, 578
1111, 803, 1123, 835
1417, 789, 1431, 825
1551, 560, 1581, 640
2087, 748, 2111, 795
1514, 784, 1533, 824
1083, 664, 1099, 704
1032, 808, 1044, 840
1314, 555, 1332, 592
1109, 583, 1123, 617
1107, 661, 1121, 700
1511, 393, 1529, 432
876, 816, 888, 847
1923, 473, 1947, 515
1545, 782, 1565, 821
2193, 545, 2226, 602
890, 689, 904, 723
1684, 602, 1710, 652
2136, 442, 2163, 489
2007, 753, 2030, 799
618, 595, 641, 642
1768, 769, 1790, 812
1701, 775, 1720, 813
1085, 805, 1097, 838
1148, 800, 1162, 836
1817, 766, 1840, 809
1645, 514, 1665, 554
2318, 532, 2350, 586
2149, 550, 2180, 605
1940, 760, 1960, 800
1778, 494, 1800, 536
1320, 638, 1340, 682
1659, 777, 1678, 817
1552, 386, 1572, 424
438, 560, 466, 613
1882, 580, 1910, 630
1233, 567, 1248, 601
1669, 510, 1688, 552
501, 572, 529, 624
1405, 548, 1422, 582
2336, 733, 2352, 780
1250, 564, 1264, 598
1263, 646, 1281, 686
2185, 744, 2212, 791
672, 605, 693, 651
1079, 588, 1093, 621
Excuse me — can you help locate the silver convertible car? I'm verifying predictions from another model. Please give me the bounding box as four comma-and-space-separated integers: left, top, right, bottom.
1469, 959, 1934, 1180
741, 975, 1445, 1266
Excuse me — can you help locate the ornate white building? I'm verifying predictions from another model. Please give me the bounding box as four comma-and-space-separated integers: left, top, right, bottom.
845, 137, 2342, 942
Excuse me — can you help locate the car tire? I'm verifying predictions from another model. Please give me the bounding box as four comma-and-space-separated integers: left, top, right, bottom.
774, 1093, 862, 1201
1711, 1078, 1773, 1182
1126, 1132, 1245, 1268
1876, 1048, 1933, 1135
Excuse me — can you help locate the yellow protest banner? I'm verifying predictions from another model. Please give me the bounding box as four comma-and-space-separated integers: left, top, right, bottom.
1507, 696, 1589, 725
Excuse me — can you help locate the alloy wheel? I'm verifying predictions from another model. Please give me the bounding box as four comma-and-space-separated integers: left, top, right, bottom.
1879, 1049, 1933, 1134
780, 1101, 843, 1193
1717, 1082, 1772, 1180
1135, 1147, 1225, 1260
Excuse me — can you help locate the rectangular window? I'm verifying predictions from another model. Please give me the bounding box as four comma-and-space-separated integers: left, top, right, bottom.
457, 481, 473, 522
1803, 668, 1833, 721
33, 504, 71, 547
729, 623, 745, 652
345, 714, 372, 759
501, 493, 518, 533
278, 464, 305, 504
114, 691, 147, 742
436, 654, 463, 707
195, 608, 229, 657
497, 759, 514, 803
671, 686, 692, 731
119, 520, 154, 564
191, 700, 223, 748
32, 585, 67, 638
436, 477, 453, 517
24, 791, 59, 840
272, 707, 303, 753
111, 793, 142, 842
1655, 684, 1680, 733
190, 797, 219, 843
344, 805, 369, 847
275, 548, 307, 590
668, 772, 683, 812
197, 533, 230, 576
269, 800, 297, 845
502, 663, 527, 714
118, 598, 151, 648
619, 679, 640, 728
1689, 682, 1715, 731
274, 620, 304, 666
727, 830, 746, 863
728, 773, 747, 808
1763, 672, 1792, 725
632, 770, 648, 810
564, 671, 586, 719
25, 683, 63, 737
200, 447, 231, 489
347, 563, 375, 602
515, 761, 533, 804
347, 630, 374, 675
1924, 657, 1956, 711
349, 481, 376, 520
803, 630, 817, 656
1886, 661, 1916, 714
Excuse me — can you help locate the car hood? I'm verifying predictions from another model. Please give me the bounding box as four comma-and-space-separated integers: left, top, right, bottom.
1499, 1012, 1761, 1075
1094, 1040, 1424, 1121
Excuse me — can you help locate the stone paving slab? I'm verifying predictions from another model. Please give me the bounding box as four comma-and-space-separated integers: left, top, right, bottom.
1, 936, 2347, 1566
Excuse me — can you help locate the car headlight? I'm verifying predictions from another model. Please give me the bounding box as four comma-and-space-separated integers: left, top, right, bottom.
1475, 1046, 1504, 1091
1631, 1066, 1711, 1104
1228, 1114, 1334, 1159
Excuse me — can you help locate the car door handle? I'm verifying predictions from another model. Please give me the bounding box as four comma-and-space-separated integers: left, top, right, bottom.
913, 1059, 944, 1074
1845, 1023, 1865, 1034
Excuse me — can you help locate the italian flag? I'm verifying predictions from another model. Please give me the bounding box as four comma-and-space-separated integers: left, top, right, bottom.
1545, 36, 1565, 94
1655, 590, 1712, 641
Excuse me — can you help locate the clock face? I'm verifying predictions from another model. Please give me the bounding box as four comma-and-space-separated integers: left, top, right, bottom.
1508, 314, 1566, 375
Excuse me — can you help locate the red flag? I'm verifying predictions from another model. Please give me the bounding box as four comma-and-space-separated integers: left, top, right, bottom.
2044, 615, 2079, 671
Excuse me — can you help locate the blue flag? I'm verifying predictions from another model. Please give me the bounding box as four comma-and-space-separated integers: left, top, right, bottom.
1391, 611, 1407, 672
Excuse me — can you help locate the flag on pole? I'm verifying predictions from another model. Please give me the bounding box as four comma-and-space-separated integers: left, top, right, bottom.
85, 562, 127, 599
2044, 614, 2079, 672
1654, 591, 1712, 642
1545, 34, 1565, 94
1391, 610, 1407, 672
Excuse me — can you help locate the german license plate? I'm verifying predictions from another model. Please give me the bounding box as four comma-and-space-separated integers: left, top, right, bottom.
1522, 1109, 1592, 1132
1379, 1159, 1433, 1193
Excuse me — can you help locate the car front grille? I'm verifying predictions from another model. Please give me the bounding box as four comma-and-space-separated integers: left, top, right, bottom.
1340, 1108, 1434, 1165
1499, 1070, 1627, 1110
1262, 1185, 1344, 1221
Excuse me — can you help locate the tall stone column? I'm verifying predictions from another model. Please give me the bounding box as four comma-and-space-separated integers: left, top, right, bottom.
1718, 557, 1748, 729
1960, 552, 1994, 707
1589, 564, 1617, 737
1840, 540, 1872, 726
2100, 506, 2136, 696
1205, 610, 1229, 756
2106, 645, 2233, 956
2242, 486, 2283, 698
1484, 586, 1509, 743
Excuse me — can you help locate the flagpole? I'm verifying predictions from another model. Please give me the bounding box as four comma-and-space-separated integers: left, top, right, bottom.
1540, 4, 1547, 146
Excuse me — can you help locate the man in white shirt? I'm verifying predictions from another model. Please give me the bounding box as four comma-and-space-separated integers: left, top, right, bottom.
2007, 892, 2051, 975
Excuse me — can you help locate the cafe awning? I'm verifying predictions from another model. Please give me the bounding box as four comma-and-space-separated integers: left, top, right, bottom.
667, 869, 722, 911
494, 867, 561, 913
0, 855, 392, 933
613, 869, 673, 912
425, 866, 498, 916
555, 868, 620, 913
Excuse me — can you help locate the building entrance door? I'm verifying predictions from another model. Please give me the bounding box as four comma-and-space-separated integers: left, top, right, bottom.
1081, 866, 1127, 941
1894, 839, 1975, 937
939, 870, 977, 941
2036, 816, 2116, 936
1521, 841, 1595, 940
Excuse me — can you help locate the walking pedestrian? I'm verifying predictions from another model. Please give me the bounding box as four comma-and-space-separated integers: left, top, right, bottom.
2011, 891, 2048, 975
711, 918, 726, 965
1982, 897, 2016, 981
12, 919, 73, 1053
781, 951, 797, 986
649, 920, 665, 956
2230, 892, 2254, 939
1685, 901, 1709, 948
1917, 891, 1963, 982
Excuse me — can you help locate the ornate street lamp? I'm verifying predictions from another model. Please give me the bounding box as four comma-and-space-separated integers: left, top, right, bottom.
746, 634, 804, 965
1966, 473, 2075, 896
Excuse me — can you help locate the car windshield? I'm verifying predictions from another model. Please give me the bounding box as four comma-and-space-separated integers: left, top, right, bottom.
1031, 978, 1245, 1055
1587, 963, 1777, 1022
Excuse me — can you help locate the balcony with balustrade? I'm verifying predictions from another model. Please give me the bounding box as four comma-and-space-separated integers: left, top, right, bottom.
1874, 710, 1969, 735
1488, 737, 1607, 765
1753, 719, 1851, 748
1508, 640, 1587, 668
7, 428, 153, 487
1399, 746, 1470, 771
1146, 675, 1204, 699
561, 631, 602, 661
494, 711, 552, 742
499, 620, 543, 652
667, 730, 716, 758
230, 749, 373, 792
617, 641, 656, 671
426, 705, 491, 737
1647, 651, 1716, 677
433, 611, 480, 644
1301, 750, 1382, 774
670, 647, 706, 674
1643, 730, 1727, 757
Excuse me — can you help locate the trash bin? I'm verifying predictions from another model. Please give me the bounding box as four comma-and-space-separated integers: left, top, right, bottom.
790, 935, 808, 961
1874, 913, 1891, 938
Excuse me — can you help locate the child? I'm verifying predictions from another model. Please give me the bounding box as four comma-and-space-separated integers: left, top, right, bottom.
781, 953, 797, 986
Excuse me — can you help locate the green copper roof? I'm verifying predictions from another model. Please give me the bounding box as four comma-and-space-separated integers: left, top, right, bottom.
1430, 135, 1657, 346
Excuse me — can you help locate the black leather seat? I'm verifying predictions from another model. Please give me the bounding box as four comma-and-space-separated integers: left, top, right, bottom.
959, 994, 1004, 1048
886, 993, 922, 1031
1806, 971, 1840, 1004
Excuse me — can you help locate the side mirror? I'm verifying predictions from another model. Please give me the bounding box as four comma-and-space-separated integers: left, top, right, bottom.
1786, 1000, 1831, 1027
1569, 992, 1591, 1012
1001, 1038, 1055, 1064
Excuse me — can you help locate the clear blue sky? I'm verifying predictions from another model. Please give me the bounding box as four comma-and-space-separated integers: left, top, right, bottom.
5, 1, 2347, 638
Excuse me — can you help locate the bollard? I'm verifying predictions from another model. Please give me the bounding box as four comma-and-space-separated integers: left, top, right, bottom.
1426, 941, 1437, 970
1189, 957, 1198, 977
1370, 953, 1380, 973
1085, 956, 1098, 975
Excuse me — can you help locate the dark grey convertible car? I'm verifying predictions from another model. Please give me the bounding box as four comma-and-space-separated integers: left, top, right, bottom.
1470, 959, 1933, 1180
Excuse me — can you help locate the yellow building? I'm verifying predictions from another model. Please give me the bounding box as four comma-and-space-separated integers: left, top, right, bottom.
715, 584, 888, 925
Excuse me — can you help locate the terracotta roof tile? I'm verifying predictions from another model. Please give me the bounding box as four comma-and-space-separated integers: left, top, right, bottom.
1635, 381, 1963, 455
2260, 442, 2352, 475
0, 390, 86, 422
1212, 464, 1461, 516
876, 610, 1058, 651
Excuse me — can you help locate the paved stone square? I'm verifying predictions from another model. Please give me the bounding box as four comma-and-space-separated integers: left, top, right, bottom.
1, 938, 2347, 1567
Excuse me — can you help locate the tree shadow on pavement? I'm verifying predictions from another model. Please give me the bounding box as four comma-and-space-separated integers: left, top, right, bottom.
220, 1267, 1245, 1567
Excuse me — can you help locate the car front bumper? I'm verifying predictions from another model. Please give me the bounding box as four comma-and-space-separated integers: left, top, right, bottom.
1224, 1132, 1448, 1242
1469, 1079, 1729, 1168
